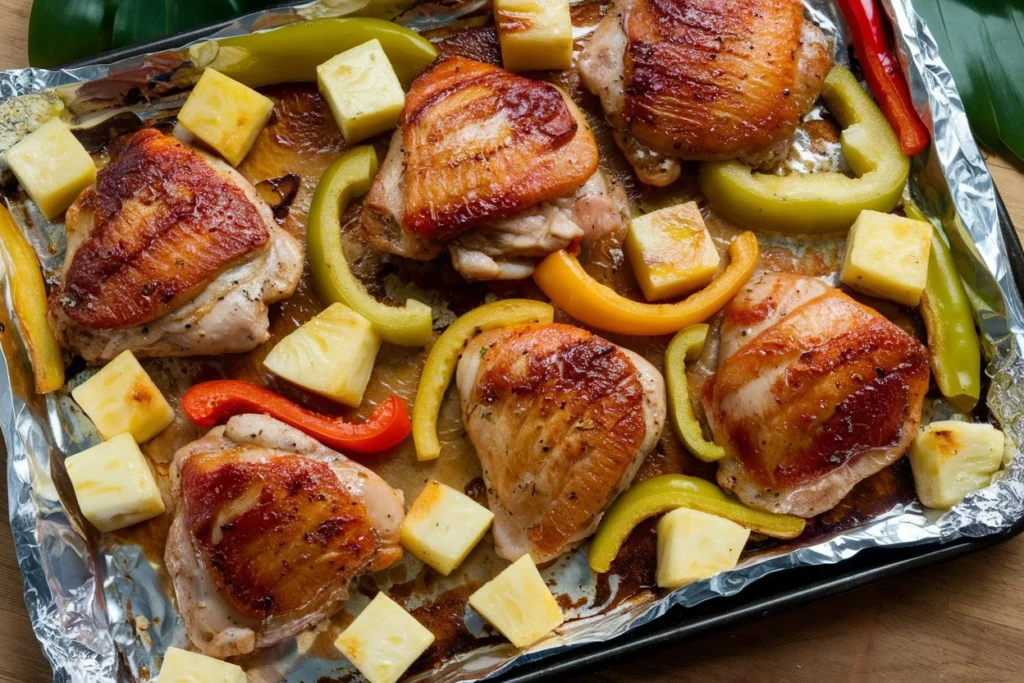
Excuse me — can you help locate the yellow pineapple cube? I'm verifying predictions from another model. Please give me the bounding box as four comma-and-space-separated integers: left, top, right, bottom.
625, 202, 721, 302
908, 421, 1005, 509
335, 593, 435, 683
157, 647, 245, 683
5, 118, 96, 220
400, 480, 494, 575
840, 210, 932, 306
494, 0, 574, 72
71, 350, 174, 444
317, 39, 406, 144
468, 554, 563, 648
178, 68, 274, 166
264, 302, 382, 407
65, 433, 165, 533
656, 507, 749, 589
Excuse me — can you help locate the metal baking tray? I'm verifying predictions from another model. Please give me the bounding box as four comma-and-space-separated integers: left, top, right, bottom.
10, 2, 1024, 680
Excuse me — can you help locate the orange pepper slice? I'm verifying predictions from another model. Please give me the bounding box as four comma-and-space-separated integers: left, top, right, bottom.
533, 231, 760, 336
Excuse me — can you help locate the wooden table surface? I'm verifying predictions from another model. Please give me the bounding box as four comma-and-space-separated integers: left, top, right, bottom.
3, 2, 1024, 681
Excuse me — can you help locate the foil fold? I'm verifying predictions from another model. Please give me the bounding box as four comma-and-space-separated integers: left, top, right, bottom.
2, 1, 1023, 681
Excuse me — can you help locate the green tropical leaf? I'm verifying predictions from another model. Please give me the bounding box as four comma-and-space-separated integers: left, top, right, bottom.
914, 0, 1024, 167
27, 0, 283, 67
111, 0, 247, 49
28, 0, 122, 68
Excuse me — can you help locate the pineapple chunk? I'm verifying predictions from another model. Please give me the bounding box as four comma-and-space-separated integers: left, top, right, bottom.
178, 68, 275, 166
625, 201, 721, 302
264, 302, 382, 407
4, 118, 96, 220
468, 554, 563, 648
840, 210, 932, 306
157, 647, 245, 683
317, 39, 406, 144
494, 0, 574, 72
335, 593, 435, 683
656, 507, 750, 590
71, 350, 174, 444
908, 420, 1005, 509
400, 480, 494, 575
65, 433, 165, 533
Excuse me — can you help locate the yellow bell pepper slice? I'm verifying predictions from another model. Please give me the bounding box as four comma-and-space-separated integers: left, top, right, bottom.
589, 474, 806, 573
904, 202, 981, 412
698, 66, 910, 234
665, 324, 725, 462
307, 146, 434, 347
533, 231, 759, 336
412, 299, 554, 461
0, 205, 64, 393
205, 18, 438, 88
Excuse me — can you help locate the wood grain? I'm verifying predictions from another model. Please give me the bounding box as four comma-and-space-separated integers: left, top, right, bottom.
1, 2, 1023, 681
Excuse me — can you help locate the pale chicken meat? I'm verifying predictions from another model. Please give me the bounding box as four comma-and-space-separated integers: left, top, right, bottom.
578, 0, 832, 185
362, 56, 626, 280
457, 323, 666, 563
48, 128, 302, 362
165, 414, 405, 658
701, 273, 930, 518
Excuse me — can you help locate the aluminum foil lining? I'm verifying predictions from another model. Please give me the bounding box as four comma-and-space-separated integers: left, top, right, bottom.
2, 0, 1023, 681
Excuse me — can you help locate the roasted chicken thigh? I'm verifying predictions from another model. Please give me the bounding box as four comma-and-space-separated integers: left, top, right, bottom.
457, 323, 666, 563
702, 273, 930, 517
165, 414, 405, 658
578, 0, 832, 185
363, 57, 626, 280
49, 128, 302, 362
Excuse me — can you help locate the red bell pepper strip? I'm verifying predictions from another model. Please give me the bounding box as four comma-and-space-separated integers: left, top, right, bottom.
837, 0, 930, 156
181, 380, 411, 455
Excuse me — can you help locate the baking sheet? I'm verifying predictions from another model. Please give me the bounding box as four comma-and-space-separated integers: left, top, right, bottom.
2, 1, 1023, 681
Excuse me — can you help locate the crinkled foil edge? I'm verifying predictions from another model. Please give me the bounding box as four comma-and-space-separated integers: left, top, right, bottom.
2, 0, 1023, 681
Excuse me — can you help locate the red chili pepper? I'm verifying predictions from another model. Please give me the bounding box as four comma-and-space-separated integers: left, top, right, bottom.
837, 0, 930, 156
181, 380, 411, 455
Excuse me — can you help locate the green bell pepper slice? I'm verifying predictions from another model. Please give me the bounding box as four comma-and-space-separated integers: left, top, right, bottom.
589, 475, 806, 573
307, 146, 434, 347
699, 66, 910, 234
201, 17, 438, 88
665, 324, 725, 463
904, 202, 981, 412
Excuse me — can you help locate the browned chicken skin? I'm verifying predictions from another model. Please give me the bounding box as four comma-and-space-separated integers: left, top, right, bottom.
362, 57, 626, 281
456, 324, 666, 563
49, 128, 302, 362
166, 414, 404, 657
578, 0, 832, 184
702, 274, 930, 517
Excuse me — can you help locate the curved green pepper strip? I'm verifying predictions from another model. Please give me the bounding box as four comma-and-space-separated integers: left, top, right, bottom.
665, 324, 725, 463
307, 146, 434, 347
698, 66, 910, 234
589, 475, 806, 573
413, 300, 554, 461
904, 202, 981, 412
201, 18, 438, 89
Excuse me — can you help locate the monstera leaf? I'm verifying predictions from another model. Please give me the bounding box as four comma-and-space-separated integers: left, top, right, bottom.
914, 0, 1024, 168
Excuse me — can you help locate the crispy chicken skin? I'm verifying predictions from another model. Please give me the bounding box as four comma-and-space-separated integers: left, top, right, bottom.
49, 128, 302, 362
702, 274, 929, 517
456, 324, 666, 563
166, 414, 404, 658
578, 0, 832, 183
362, 57, 626, 280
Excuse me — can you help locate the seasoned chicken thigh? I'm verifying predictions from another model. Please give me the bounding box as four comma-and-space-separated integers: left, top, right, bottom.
49, 128, 302, 362
165, 414, 404, 658
578, 0, 832, 185
457, 323, 666, 563
362, 57, 626, 280
702, 273, 929, 517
